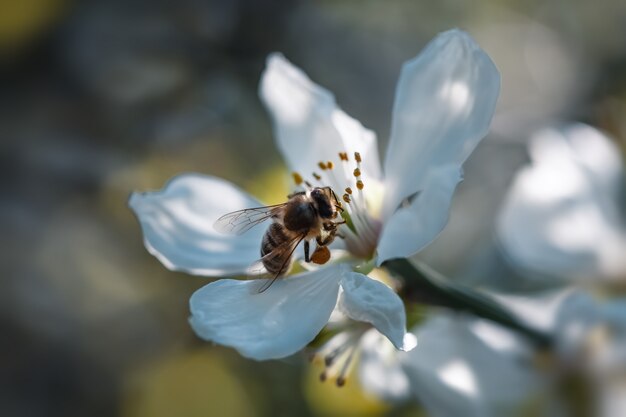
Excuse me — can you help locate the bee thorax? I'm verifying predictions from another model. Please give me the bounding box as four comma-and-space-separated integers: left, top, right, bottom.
283, 200, 318, 232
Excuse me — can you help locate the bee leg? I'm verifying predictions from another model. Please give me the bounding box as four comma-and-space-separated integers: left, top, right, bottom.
316, 235, 334, 246
304, 240, 311, 262
324, 220, 345, 231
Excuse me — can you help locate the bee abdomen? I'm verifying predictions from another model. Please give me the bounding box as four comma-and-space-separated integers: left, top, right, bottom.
261, 222, 292, 276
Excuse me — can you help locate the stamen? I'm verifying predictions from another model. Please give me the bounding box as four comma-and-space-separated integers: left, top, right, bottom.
343, 194, 351, 204
326, 161, 334, 170
323, 340, 351, 367
354, 152, 362, 163
318, 161, 328, 170
312, 172, 322, 181
304, 180, 313, 188
345, 187, 352, 195
292, 172, 303, 186
356, 180, 364, 190
335, 347, 356, 388
339, 152, 349, 161
353, 168, 361, 178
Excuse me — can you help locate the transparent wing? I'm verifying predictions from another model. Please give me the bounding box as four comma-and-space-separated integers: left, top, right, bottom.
247, 233, 307, 293
214, 203, 287, 235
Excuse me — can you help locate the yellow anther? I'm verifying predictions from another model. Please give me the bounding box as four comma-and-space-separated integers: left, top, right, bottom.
326, 161, 334, 169
354, 152, 362, 163
318, 161, 328, 170
356, 180, 364, 190
312, 172, 322, 181
345, 187, 353, 195
339, 152, 349, 161
353, 168, 361, 178
343, 193, 351, 203
292, 172, 303, 185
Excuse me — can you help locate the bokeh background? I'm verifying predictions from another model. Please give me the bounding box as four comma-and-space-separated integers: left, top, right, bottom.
2, 0, 626, 416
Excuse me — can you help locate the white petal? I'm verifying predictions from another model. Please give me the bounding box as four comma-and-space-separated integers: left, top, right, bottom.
400, 314, 539, 417
259, 53, 382, 193
530, 123, 623, 195
129, 174, 264, 276
189, 266, 345, 360
491, 288, 601, 360
553, 291, 601, 359
358, 329, 411, 402
376, 165, 462, 264
338, 272, 408, 349
383, 29, 500, 217
497, 124, 626, 282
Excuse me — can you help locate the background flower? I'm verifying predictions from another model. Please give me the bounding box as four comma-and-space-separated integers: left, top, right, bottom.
498, 123, 626, 284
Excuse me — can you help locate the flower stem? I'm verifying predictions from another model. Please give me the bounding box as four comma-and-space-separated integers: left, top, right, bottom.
384, 258, 553, 348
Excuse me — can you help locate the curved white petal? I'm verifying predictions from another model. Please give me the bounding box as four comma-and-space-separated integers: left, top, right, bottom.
491, 289, 602, 360
376, 165, 462, 264
260, 53, 382, 194
553, 291, 601, 359
189, 265, 346, 360
529, 123, 623, 195
338, 272, 408, 349
129, 174, 264, 276
400, 314, 539, 417
497, 124, 626, 282
358, 329, 411, 402
383, 29, 500, 217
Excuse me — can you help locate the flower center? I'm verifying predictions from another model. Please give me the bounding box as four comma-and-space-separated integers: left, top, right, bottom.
291, 152, 381, 259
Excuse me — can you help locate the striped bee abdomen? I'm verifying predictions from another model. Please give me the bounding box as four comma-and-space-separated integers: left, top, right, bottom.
261, 222, 293, 276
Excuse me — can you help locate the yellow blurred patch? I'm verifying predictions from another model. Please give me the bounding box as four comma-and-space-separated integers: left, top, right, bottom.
123, 350, 258, 417
245, 165, 290, 205
0, 0, 67, 51
304, 355, 388, 417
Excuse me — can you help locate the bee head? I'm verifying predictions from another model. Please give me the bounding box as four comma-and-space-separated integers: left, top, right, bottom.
310, 187, 334, 219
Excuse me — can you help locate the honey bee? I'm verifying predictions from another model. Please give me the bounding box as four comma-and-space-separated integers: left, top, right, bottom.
214, 187, 345, 292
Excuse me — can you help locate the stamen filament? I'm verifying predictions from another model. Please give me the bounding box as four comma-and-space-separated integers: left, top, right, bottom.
336, 346, 356, 387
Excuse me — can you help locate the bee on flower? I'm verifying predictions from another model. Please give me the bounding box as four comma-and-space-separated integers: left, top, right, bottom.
129, 29, 500, 373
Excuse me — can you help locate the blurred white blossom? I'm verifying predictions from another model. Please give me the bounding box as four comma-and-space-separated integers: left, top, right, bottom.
497, 123, 626, 283
493, 123, 626, 416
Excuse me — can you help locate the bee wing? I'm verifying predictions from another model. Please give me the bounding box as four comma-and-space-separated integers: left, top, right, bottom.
247, 232, 307, 294
213, 203, 287, 235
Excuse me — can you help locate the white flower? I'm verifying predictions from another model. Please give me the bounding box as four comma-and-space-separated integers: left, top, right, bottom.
497, 123, 626, 283
129, 29, 500, 361
390, 290, 603, 416
399, 314, 541, 417
492, 123, 626, 416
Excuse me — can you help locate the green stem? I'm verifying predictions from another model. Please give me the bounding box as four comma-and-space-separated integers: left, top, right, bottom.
385, 258, 553, 348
